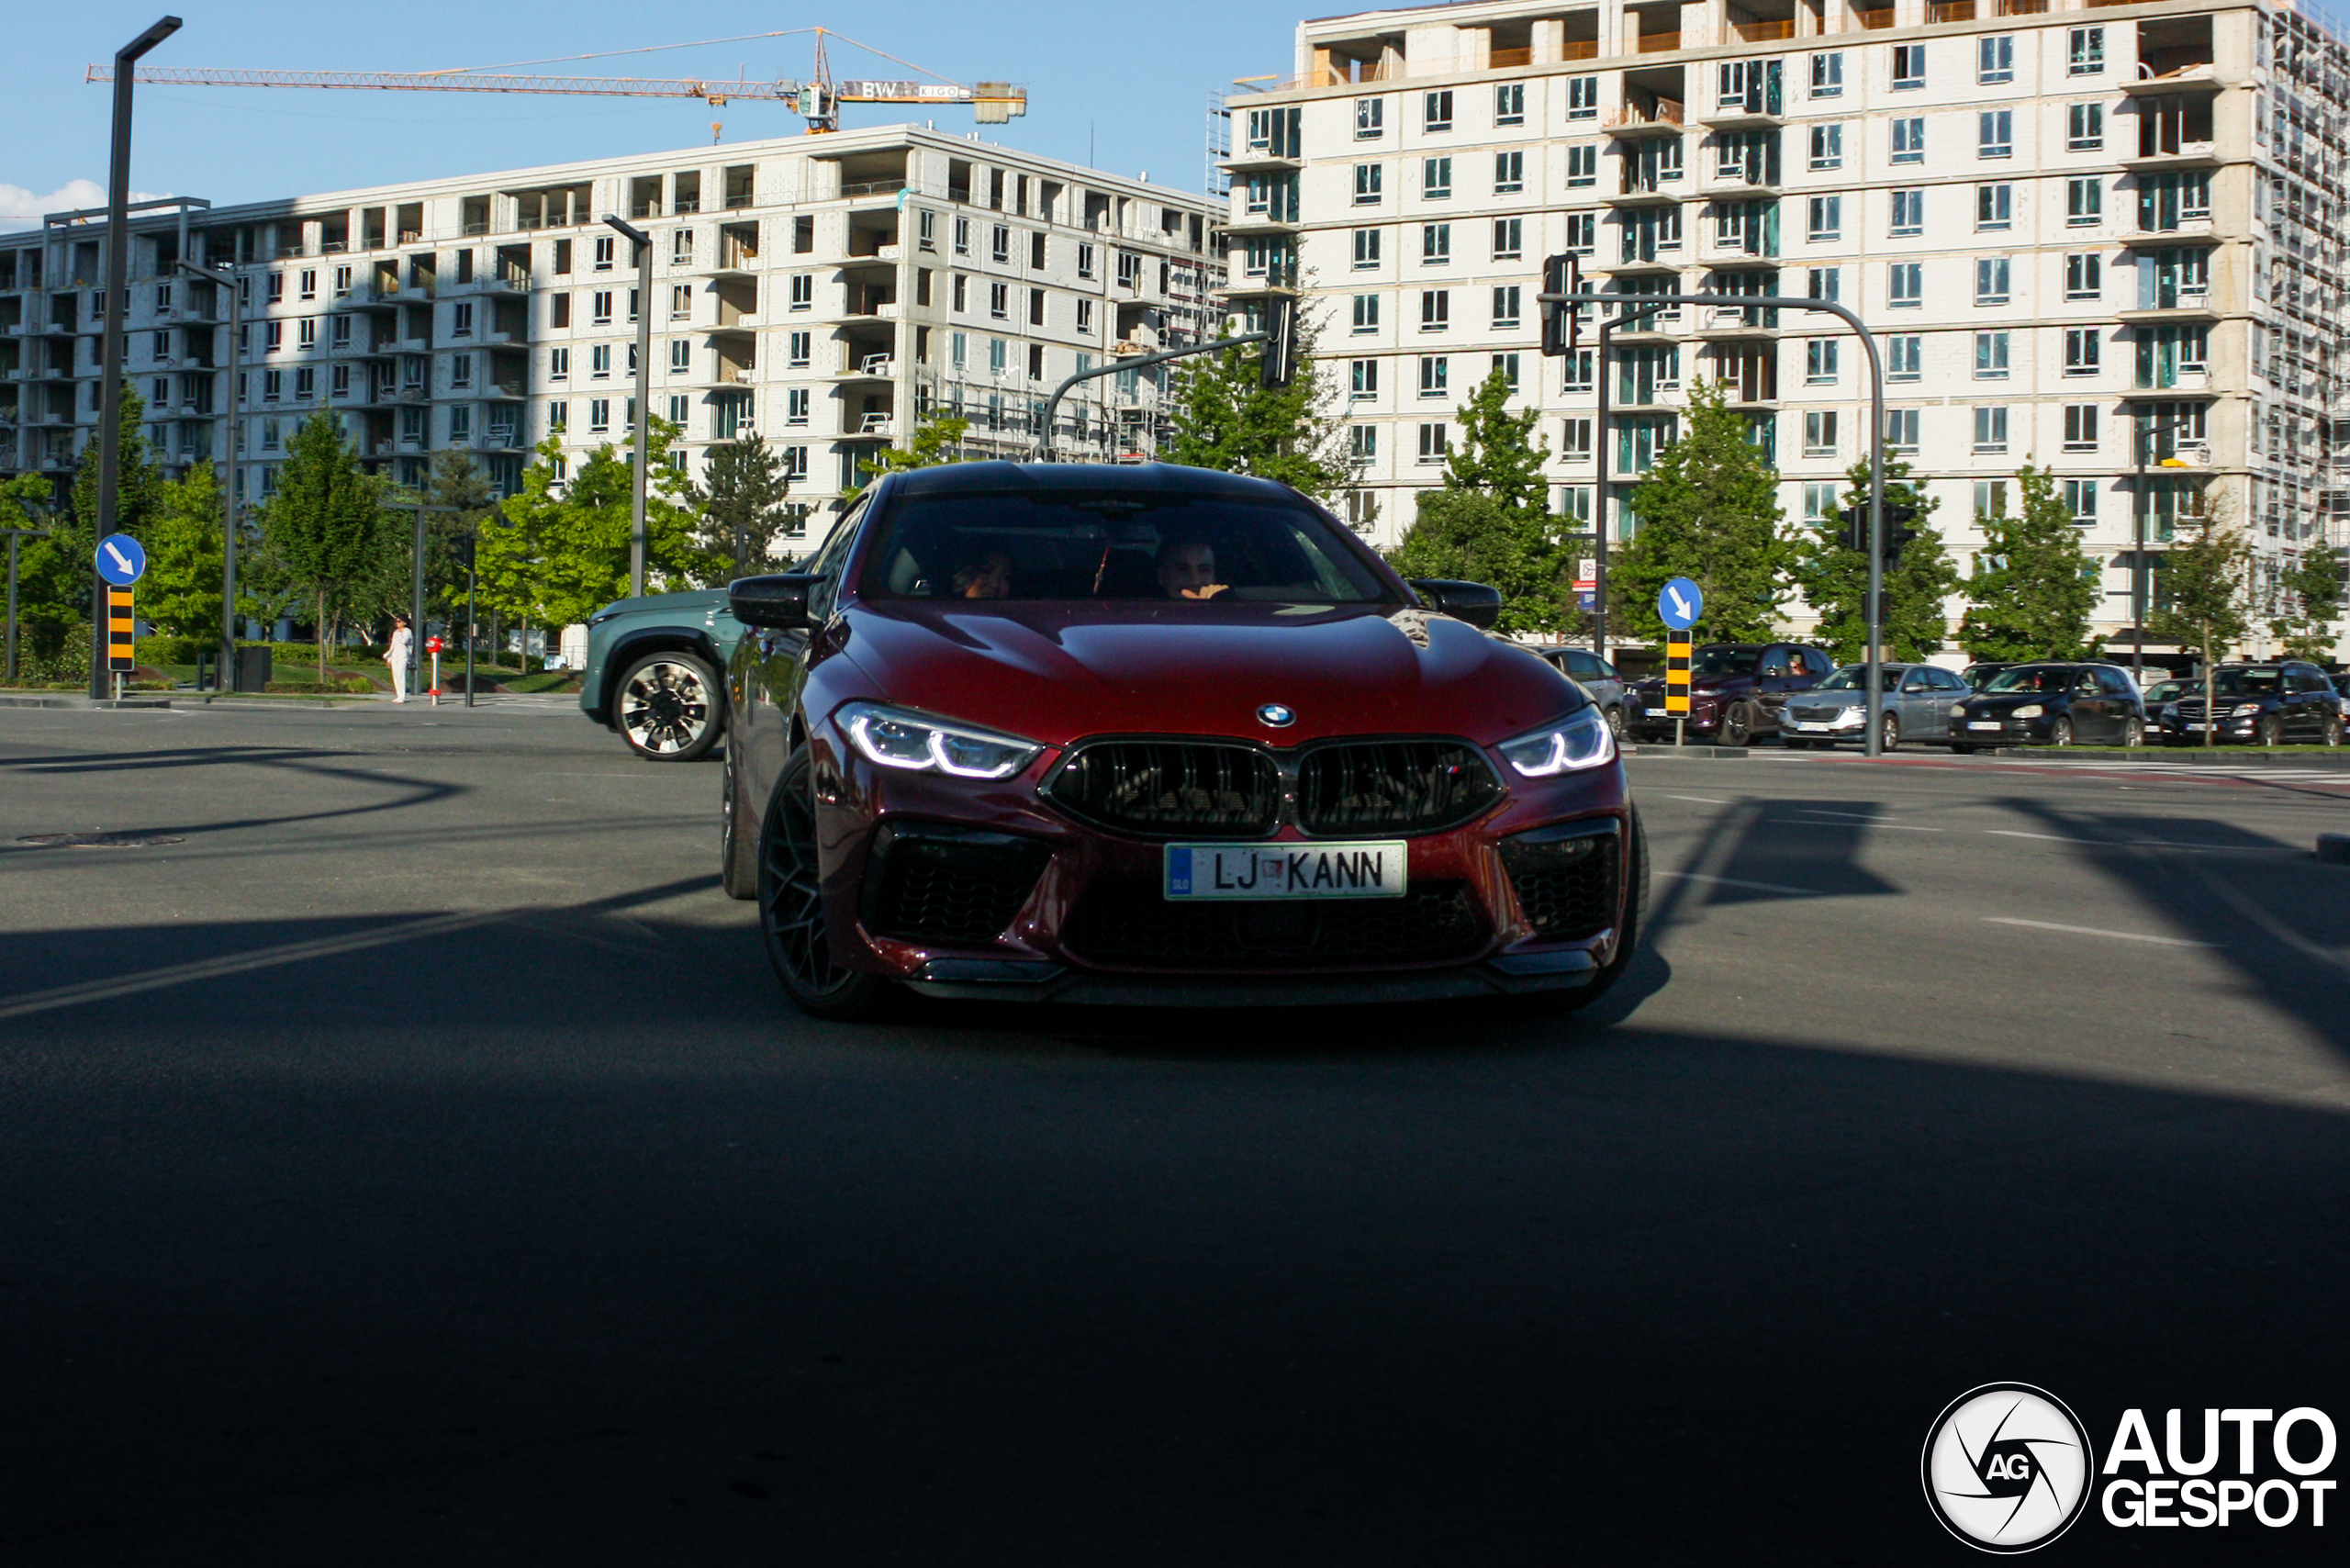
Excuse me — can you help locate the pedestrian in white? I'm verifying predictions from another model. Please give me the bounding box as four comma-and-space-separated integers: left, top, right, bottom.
386, 616, 413, 703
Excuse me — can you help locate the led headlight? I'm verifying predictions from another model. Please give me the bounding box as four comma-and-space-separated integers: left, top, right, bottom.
837, 701, 1042, 780
1499, 704, 1617, 778
2228, 703, 2263, 718
2010, 703, 2044, 719
1949, 702, 1969, 719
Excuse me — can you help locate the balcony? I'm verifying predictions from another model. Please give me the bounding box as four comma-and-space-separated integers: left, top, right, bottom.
1636, 31, 1682, 53
1602, 254, 1684, 275
1607, 181, 1683, 207
2122, 140, 2219, 171
1223, 210, 1302, 237
842, 353, 897, 381
1222, 148, 1303, 175
848, 412, 897, 439
2120, 219, 2221, 248
1604, 101, 1685, 137
2125, 61, 2222, 95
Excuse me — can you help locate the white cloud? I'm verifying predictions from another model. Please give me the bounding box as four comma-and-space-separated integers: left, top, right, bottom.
0, 181, 173, 233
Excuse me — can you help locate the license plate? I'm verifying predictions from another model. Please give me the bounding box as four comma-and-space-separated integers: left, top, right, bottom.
1967, 722, 2003, 730
1164, 842, 1406, 901
1645, 707, 1669, 717
1787, 720, 1820, 730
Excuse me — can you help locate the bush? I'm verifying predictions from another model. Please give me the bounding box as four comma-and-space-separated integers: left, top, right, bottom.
9, 626, 91, 687
135, 634, 209, 667
263, 678, 377, 695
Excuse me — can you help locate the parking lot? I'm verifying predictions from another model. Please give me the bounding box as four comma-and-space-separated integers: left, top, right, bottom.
2, 700, 2345, 1562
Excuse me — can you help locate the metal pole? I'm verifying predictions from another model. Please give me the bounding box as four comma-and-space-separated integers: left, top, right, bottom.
180, 256, 240, 689
1037, 331, 1269, 462
5, 532, 25, 683
90, 16, 184, 700
464, 526, 478, 709
410, 502, 427, 691
2133, 423, 2148, 678
603, 216, 652, 599
1594, 308, 1613, 667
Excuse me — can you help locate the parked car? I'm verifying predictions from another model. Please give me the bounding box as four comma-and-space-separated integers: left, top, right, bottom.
1780, 661, 1973, 750
1962, 662, 2021, 691
1948, 662, 2147, 750
1529, 646, 1629, 736
2159, 661, 2344, 746
1625, 642, 1836, 745
578, 587, 745, 761
721, 462, 1647, 1019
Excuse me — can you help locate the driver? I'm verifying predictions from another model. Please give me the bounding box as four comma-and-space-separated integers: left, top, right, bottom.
951, 550, 1014, 600
1155, 537, 1229, 601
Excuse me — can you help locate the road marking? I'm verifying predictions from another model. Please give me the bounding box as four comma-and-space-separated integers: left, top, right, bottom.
1984, 828, 2274, 853
1788, 811, 1944, 831
1981, 917, 2218, 948
1664, 793, 1731, 804
1655, 869, 1819, 897
1986, 829, 2102, 845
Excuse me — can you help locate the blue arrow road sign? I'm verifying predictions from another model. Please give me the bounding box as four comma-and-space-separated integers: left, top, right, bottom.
1658, 576, 1702, 632
95, 533, 147, 587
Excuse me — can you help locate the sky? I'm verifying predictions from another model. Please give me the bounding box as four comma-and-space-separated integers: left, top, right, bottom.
4, 1, 1311, 230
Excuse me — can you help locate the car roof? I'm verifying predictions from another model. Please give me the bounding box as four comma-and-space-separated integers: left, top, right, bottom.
878, 461, 1303, 504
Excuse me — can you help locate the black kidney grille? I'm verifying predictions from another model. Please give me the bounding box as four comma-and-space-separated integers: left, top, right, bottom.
865, 826, 1054, 946
1499, 824, 1621, 941
1296, 740, 1502, 835
1062, 881, 1485, 969
1047, 742, 1281, 837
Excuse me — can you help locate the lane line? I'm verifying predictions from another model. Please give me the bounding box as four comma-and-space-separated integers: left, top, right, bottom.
1655, 869, 1820, 897
1786, 812, 1945, 832
1981, 917, 2219, 949
1664, 794, 1731, 804
1986, 829, 2106, 846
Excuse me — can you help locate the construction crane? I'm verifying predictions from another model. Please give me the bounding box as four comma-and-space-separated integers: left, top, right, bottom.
89, 26, 1026, 135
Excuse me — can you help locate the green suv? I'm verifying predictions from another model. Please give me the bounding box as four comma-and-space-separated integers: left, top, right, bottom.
578, 588, 747, 761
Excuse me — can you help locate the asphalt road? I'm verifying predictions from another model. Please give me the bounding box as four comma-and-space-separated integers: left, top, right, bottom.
1, 702, 2344, 1565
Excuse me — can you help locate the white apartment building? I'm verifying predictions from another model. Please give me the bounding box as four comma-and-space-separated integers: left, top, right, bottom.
1226, 0, 2348, 656
0, 128, 1224, 553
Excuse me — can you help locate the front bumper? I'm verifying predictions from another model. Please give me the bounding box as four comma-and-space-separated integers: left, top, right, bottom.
2160, 715, 2259, 742
1953, 714, 2057, 743
1780, 711, 1866, 740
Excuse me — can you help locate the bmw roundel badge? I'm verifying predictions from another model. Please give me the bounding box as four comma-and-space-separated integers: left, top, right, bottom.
1257, 702, 1296, 728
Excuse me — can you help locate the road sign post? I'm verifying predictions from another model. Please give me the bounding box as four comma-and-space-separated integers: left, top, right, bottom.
1658, 577, 1702, 749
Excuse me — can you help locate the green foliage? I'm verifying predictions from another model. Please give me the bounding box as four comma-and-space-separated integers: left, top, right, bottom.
8, 389, 167, 656
2148, 505, 2253, 666
852, 414, 969, 499
1612, 382, 1790, 644
1391, 490, 1580, 638
1441, 367, 1549, 514
1787, 455, 1959, 663
257, 413, 384, 683
2272, 547, 2344, 662
1957, 465, 2100, 661
141, 462, 226, 641
700, 433, 800, 578
1163, 315, 1351, 500
477, 422, 703, 631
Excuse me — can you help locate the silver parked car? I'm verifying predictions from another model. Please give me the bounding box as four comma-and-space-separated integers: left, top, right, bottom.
1779, 661, 1972, 750
1529, 645, 1630, 737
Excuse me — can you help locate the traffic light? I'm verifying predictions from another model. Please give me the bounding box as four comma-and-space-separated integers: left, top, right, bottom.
1259, 294, 1298, 389
1836, 503, 1922, 557
1539, 252, 1579, 357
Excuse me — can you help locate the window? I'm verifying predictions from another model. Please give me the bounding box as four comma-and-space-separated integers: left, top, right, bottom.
265, 274, 285, 304
1891, 189, 1924, 237
666, 394, 689, 428
1616, 415, 1675, 475
1888, 334, 1922, 381
1420, 290, 1450, 331
917, 209, 936, 252
787, 274, 813, 312
1561, 347, 1595, 393
1806, 339, 1839, 384
1422, 223, 1451, 264
591, 291, 613, 325
1031, 232, 1046, 270
1975, 331, 2009, 378
264, 321, 284, 353
2062, 478, 2098, 525
2069, 27, 2105, 75
988, 338, 1006, 374
1355, 97, 1384, 140
1889, 262, 1923, 308
1978, 35, 2014, 85
1075, 297, 1093, 336
989, 281, 1009, 319
2068, 177, 2103, 227
670, 284, 692, 320
1492, 286, 1522, 329
1975, 258, 2011, 305
1809, 122, 1843, 171
588, 398, 610, 434
1567, 76, 1597, 120
1803, 481, 1840, 525
1493, 218, 1524, 261
1976, 184, 2012, 231
990, 224, 1011, 263
947, 331, 967, 370
1028, 287, 1046, 327
1810, 51, 1843, 97
1349, 424, 1378, 464
786, 388, 811, 427
1807, 265, 1841, 304
297, 317, 319, 350
2068, 103, 2105, 152
1349, 359, 1379, 400
2065, 252, 2102, 300
1351, 229, 1382, 271
1807, 196, 1841, 241
547, 401, 567, 432
1418, 354, 1449, 398
788, 331, 811, 368
1978, 110, 2012, 159
2064, 405, 2098, 451
1563, 146, 1595, 188
1491, 353, 1521, 390
1974, 406, 2009, 453
1353, 165, 1383, 206
261, 417, 281, 451
294, 367, 316, 400
1974, 480, 2009, 519
1027, 343, 1045, 381
951, 274, 968, 313
779, 446, 808, 481
1804, 410, 1838, 457
1892, 44, 1925, 91
668, 340, 691, 375
1351, 294, 1380, 334
2065, 327, 2101, 375
1416, 423, 1449, 465
1495, 83, 1525, 126
1076, 241, 1096, 280
1562, 212, 1595, 256
330, 316, 352, 349
2139, 171, 2211, 230
1424, 90, 1453, 132
1561, 418, 1593, 459
1886, 409, 1920, 454
593, 235, 615, 271
1890, 117, 1924, 165
549, 347, 569, 380
953, 216, 971, 255
297, 268, 317, 301
1423, 157, 1452, 198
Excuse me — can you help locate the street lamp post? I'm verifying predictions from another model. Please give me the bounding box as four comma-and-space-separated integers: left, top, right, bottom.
2132, 413, 2199, 679
602, 215, 653, 599
89, 14, 184, 699
177, 255, 241, 689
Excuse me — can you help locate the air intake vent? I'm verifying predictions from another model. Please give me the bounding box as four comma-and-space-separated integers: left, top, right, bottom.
1046, 741, 1282, 838
1296, 740, 1502, 835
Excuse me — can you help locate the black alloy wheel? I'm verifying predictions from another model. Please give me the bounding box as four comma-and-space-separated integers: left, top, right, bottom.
758, 746, 891, 1020
719, 731, 758, 901
615, 652, 722, 762
2050, 716, 2075, 747
1719, 703, 1753, 746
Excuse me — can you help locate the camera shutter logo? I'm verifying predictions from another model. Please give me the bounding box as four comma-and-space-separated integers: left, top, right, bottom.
1922, 1383, 2095, 1552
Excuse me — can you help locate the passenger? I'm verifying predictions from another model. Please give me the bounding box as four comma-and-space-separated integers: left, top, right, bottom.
1155, 537, 1229, 601
951, 550, 1014, 600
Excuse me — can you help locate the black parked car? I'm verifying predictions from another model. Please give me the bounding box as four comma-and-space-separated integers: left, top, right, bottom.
2160, 662, 2344, 746
1962, 662, 2021, 691
1949, 662, 2148, 750
1626, 642, 1835, 745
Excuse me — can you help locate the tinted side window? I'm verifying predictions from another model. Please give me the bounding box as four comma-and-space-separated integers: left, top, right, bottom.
2099, 669, 2132, 695
1564, 651, 1601, 679
808, 497, 870, 618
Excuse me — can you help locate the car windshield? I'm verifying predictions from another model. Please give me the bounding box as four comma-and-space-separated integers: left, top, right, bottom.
1982, 666, 2076, 694
1691, 648, 1762, 677
856, 491, 1394, 604
1817, 666, 1901, 692
2210, 668, 2284, 697
2144, 680, 2184, 703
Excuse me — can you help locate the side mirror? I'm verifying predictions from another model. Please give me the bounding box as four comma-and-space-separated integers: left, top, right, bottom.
730, 573, 822, 630
1407, 578, 1503, 630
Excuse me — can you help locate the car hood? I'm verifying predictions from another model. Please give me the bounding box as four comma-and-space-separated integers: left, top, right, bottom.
831, 600, 1577, 747
1959, 692, 2064, 711
1633, 674, 1751, 696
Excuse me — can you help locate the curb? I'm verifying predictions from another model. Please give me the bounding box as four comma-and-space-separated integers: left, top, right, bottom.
1622, 745, 1751, 759
0, 694, 173, 710
1992, 746, 2350, 770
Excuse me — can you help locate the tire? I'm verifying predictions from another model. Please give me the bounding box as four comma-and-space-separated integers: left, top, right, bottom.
719, 731, 758, 901
614, 651, 722, 762
1879, 711, 1900, 753
2050, 716, 2075, 747
2324, 716, 2344, 748
2256, 714, 2283, 748
1949, 745, 1975, 755
2120, 715, 2144, 749
1603, 704, 1626, 741
1507, 807, 1651, 1018
758, 745, 894, 1021
1719, 702, 1754, 746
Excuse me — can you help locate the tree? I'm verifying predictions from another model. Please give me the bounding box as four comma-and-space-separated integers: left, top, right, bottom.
10, 388, 165, 655
853, 413, 969, 498
1611, 382, 1790, 644
2271, 547, 2344, 663
1787, 454, 1960, 663
1, 474, 63, 669
258, 412, 384, 683
2149, 501, 2253, 747
140, 461, 225, 641
1957, 465, 2099, 661
1441, 366, 1549, 513
1163, 315, 1352, 500
483, 420, 704, 633
699, 433, 798, 578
